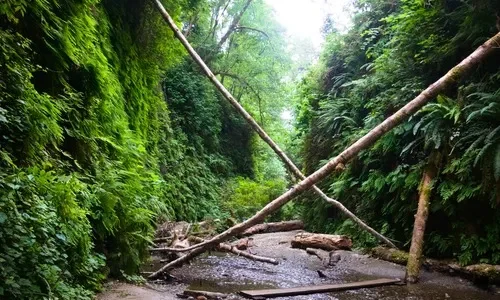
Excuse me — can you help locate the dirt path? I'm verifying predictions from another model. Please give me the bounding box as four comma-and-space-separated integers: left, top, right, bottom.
97, 231, 499, 299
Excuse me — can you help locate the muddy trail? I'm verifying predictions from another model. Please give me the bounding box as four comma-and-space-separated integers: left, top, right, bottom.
98, 231, 499, 300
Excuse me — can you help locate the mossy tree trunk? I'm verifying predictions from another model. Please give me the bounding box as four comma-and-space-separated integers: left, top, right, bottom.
405, 151, 442, 283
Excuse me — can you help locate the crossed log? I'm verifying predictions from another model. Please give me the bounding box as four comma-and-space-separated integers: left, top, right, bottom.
151, 0, 500, 281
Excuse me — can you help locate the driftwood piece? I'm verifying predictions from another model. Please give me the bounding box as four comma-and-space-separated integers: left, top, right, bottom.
291, 232, 352, 251
240, 220, 304, 236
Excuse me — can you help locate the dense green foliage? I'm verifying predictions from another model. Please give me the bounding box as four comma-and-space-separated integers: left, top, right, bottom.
297, 0, 500, 265
0, 0, 295, 298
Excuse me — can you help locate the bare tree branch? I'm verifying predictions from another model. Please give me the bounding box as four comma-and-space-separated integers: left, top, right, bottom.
235, 26, 270, 39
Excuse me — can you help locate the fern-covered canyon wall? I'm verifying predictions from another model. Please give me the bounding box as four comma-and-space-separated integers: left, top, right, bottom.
0, 0, 291, 298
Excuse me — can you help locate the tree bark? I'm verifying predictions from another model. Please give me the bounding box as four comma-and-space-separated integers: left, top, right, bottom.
152, 0, 397, 250
152, 1, 500, 278
291, 232, 352, 251
405, 151, 442, 283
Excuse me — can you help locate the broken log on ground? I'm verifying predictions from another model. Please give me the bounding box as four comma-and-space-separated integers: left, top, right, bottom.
240, 220, 304, 236
291, 232, 352, 251
370, 246, 500, 284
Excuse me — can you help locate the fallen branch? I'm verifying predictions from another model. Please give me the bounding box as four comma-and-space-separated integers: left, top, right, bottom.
152, 0, 396, 249
151, 0, 500, 278
150, 237, 278, 266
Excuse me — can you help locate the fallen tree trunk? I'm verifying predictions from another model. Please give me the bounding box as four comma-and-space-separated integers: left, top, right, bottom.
291, 232, 352, 251
152, 0, 396, 249
371, 246, 500, 284
240, 220, 304, 236
150, 2, 500, 278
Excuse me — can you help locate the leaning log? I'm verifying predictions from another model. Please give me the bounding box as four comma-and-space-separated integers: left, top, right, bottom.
152, 0, 396, 249
149, 5, 500, 277
291, 232, 352, 251
240, 220, 304, 236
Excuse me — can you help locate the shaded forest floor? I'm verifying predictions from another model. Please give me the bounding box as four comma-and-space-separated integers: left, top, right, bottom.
98, 231, 498, 300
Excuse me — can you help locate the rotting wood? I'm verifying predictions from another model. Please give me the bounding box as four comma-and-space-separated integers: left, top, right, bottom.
371, 246, 500, 284
291, 232, 352, 251
152, 0, 397, 250
238, 278, 401, 298
151, 0, 500, 278
240, 220, 304, 236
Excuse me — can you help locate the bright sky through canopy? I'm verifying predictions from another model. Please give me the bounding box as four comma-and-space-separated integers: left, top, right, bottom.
265, 0, 352, 49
